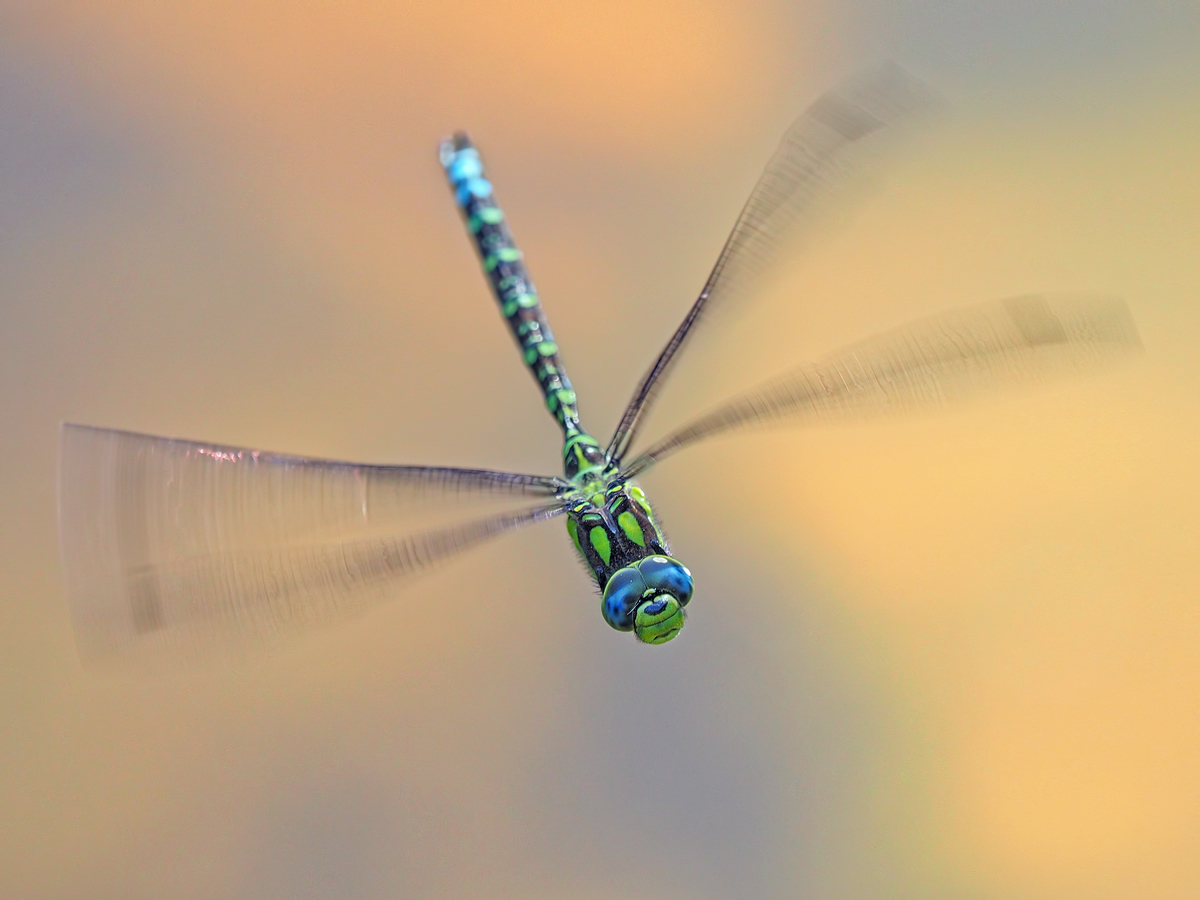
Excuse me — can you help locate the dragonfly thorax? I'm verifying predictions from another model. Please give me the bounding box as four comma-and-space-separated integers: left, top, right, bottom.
565, 478, 665, 582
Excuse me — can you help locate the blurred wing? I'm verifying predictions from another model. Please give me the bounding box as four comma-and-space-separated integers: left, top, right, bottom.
59, 424, 567, 666
608, 63, 944, 462
622, 294, 1141, 478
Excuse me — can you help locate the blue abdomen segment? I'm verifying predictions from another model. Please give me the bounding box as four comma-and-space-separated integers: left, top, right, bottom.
440, 134, 583, 436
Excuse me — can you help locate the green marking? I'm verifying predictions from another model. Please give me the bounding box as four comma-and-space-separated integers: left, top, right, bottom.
497, 247, 521, 262
566, 518, 583, 556
634, 596, 685, 645
546, 393, 559, 412
506, 293, 538, 316
630, 485, 654, 517
479, 206, 504, 224
589, 527, 611, 565
617, 511, 645, 547
484, 255, 498, 272
468, 215, 484, 234
563, 433, 601, 460
537, 342, 558, 357
524, 347, 538, 365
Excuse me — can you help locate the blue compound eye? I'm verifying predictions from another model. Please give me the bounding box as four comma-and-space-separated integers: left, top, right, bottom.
637, 556, 694, 607
601, 566, 646, 632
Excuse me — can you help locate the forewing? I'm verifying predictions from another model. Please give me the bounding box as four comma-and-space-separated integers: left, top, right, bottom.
608, 63, 945, 462
622, 294, 1141, 477
59, 424, 566, 666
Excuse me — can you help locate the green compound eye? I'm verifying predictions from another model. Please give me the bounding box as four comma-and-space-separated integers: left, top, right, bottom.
634, 594, 685, 645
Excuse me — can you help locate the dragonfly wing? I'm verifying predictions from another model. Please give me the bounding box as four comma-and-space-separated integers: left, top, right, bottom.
59, 424, 566, 666
608, 63, 944, 462
622, 294, 1141, 477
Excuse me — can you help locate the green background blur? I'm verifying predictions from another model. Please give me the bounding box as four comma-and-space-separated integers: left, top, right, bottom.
2, 3, 1199, 898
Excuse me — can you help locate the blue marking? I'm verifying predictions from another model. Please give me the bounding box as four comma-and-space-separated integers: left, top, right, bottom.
454, 177, 493, 207
642, 597, 669, 616
447, 151, 482, 182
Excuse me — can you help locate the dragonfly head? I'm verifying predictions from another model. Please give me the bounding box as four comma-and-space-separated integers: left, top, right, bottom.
601, 555, 693, 645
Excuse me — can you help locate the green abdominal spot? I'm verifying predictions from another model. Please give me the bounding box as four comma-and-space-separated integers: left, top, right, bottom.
546, 388, 576, 412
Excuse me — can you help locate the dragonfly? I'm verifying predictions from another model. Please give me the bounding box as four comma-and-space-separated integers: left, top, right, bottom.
58, 64, 1141, 664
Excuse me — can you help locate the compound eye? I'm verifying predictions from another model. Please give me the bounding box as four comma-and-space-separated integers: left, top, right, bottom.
637, 556, 694, 607
600, 566, 646, 632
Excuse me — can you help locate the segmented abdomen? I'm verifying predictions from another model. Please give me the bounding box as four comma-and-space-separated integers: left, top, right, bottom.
440, 134, 582, 435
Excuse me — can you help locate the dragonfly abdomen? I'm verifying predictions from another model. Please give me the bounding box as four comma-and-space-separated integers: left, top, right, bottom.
441, 133, 608, 480
440, 134, 581, 433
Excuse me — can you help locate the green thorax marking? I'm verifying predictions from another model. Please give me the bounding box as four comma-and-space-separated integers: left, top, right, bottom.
588, 527, 612, 565
617, 511, 645, 546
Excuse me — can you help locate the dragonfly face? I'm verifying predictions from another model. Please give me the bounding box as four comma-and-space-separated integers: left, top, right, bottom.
564, 474, 693, 644
601, 555, 693, 644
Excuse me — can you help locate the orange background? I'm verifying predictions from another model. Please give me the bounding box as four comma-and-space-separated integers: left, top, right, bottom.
2, 3, 1198, 898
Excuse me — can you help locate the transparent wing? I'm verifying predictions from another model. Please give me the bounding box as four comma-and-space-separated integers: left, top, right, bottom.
58, 424, 567, 666
621, 294, 1141, 478
608, 63, 945, 462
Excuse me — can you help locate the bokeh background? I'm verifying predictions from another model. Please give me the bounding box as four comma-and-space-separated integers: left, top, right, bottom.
2, 2, 1199, 898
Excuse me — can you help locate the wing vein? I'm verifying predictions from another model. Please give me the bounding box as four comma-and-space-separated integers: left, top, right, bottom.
607, 63, 943, 463
622, 294, 1141, 477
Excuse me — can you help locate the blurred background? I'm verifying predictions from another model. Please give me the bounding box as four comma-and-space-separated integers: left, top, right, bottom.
2, 2, 1198, 898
